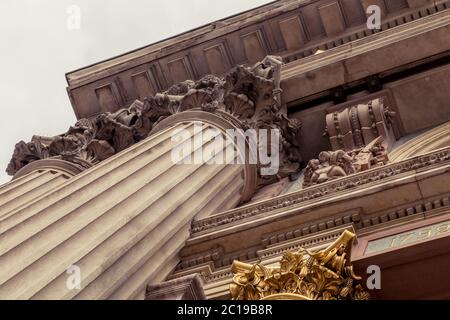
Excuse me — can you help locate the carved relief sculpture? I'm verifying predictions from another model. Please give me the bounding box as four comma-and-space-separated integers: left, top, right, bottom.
325, 98, 397, 152
230, 230, 370, 300
303, 136, 389, 187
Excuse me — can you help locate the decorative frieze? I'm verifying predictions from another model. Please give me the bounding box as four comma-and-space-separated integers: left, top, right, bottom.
303, 136, 389, 187
360, 194, 450, 230
170, 196, 450, 297
176, 219, 360, 274
178, 195, 450, 274
191, 147, 450, 234
170, 227, 358, 291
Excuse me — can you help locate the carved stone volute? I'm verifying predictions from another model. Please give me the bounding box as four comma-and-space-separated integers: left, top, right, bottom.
325, 98, 397, 152
6, 139, 49, 176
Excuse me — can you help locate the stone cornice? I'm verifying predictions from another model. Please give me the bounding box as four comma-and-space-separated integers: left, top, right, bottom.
66, 0, 307, 87
282, 8, 450, 79
281, 7, 450, 104
66, 1, 450, 90
191, 147, 450, 235
65, 1, 450, 120
183, 196, 450, 274
172, 200, 450, 299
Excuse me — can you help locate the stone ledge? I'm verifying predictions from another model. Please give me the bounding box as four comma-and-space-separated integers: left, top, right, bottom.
191, 147, 450, 236
281, 7, 450, 104
146, 274, 206, 300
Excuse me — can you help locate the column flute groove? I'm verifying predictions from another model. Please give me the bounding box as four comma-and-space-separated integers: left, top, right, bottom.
0, 120, 247, 299
0, 172, 69, 220
0, 124, 189, 236
71, 164, 243, 300
0, 124, 184, 233
0, 125, 223, 287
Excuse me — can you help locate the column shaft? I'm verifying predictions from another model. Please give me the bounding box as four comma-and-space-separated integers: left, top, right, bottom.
0, 170, 71, 222
0, 120, 246, 299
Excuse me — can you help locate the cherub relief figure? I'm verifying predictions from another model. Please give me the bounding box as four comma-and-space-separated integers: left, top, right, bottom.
303, 137, 389, 188
303, 150, 356, 187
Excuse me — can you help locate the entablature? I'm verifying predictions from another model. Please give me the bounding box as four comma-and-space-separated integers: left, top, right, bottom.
65, 0, 449, 119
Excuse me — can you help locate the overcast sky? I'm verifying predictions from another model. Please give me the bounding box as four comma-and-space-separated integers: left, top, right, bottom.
0, 0, 271, 184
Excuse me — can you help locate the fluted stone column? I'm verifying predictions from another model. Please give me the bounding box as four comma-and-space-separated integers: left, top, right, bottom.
0, 160, 83, 222
0, 56, 300, 300
0, 112, 255, 300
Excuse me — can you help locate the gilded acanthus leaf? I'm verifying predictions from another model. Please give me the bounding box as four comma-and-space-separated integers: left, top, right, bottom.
230, 230, 371, 300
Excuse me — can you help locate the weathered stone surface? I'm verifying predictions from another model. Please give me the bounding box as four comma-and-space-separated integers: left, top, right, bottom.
65, 0, 444, 120
385, 64, 450, 135
389, 121, 450, 161
173, 146, 450, 299
0, 169, 71, 222
2, 0, 450, 302
189, 146, 450, 236
7, 57, 302, 187
0, 120, 247, 300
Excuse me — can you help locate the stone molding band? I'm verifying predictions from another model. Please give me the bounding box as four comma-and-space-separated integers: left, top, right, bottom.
13, 158, 86, 179
389, 121, 450, 162
191, 146, 450, 234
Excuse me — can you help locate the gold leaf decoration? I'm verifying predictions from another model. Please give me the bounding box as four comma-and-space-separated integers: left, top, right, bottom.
230, 230, 370, 300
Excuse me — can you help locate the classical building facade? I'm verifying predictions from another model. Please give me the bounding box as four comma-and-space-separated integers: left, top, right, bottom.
1, 0, 450, 300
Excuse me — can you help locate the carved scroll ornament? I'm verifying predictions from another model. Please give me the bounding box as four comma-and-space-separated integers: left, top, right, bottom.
325, 98, 397, 152
7, 56, 302, 186
230, 230, 370, 300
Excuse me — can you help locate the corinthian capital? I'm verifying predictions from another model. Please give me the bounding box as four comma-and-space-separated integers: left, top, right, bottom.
230, 231, 371, 300
7, 56, 302, 187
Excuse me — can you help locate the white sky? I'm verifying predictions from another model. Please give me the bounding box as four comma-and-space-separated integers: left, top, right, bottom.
0, 0, 272, 184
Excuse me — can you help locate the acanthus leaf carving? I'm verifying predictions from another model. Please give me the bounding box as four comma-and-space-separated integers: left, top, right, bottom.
7, 56, 302, 190
6, 139, 49, 176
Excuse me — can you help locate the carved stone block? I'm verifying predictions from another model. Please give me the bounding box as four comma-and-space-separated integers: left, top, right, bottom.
241, 30, 267, 64
279, 16, 305, 51
146, 274, 207, 300
325, 98, 396, 152
318, 2, 346, 36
